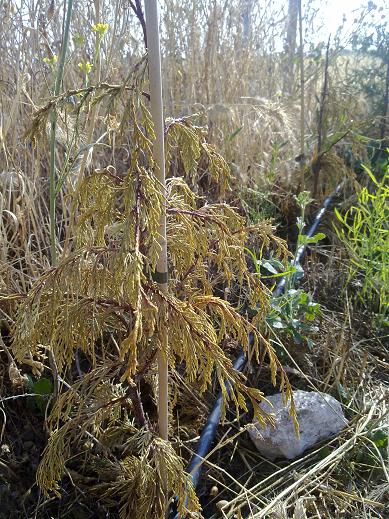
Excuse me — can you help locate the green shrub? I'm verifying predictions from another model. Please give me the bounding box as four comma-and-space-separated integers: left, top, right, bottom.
335, 160, 388, 326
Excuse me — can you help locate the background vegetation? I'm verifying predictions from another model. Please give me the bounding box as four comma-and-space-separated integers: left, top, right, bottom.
0, 1, 388, 518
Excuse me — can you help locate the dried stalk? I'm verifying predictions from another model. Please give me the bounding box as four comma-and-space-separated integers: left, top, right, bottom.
49, 0, 73, 266
380, 48, 389, 140
73, 0, 102, 186
312, 35, 331, 199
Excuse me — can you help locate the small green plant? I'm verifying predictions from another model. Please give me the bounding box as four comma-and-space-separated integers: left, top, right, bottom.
335, 162, 388, 325
265, 191, 324, 349
246, 251, 293, 280
91, 22, 110, 36
344, 427, 389, 482
43, 55, 58, 67
241, 187, 280, 224
267, 288, 321, 349
78, 60, 93, 75
246, 191, 323, 350
27, 376, 53, 415
73, 32, 85, 47
294, 191, 326, 251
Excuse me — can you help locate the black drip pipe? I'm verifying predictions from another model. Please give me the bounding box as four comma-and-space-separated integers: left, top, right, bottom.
275, 181, 345, 295
185, 349, 247, 489
168, 183, 344, 519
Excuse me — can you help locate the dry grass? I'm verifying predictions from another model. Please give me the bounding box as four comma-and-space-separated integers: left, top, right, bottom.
184, 295, 388, 519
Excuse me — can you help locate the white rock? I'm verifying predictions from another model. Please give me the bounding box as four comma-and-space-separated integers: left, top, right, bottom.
248, 390, 348, 460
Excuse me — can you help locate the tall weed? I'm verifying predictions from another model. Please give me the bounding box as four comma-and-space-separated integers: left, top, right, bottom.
335, 160, 388, 325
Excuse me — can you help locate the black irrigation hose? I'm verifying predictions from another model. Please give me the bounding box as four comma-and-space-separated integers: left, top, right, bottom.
276, 180, 345, 295
168, 182, 344, 519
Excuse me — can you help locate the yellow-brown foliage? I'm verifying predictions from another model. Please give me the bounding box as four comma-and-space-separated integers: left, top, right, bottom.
12, 85, 295, 517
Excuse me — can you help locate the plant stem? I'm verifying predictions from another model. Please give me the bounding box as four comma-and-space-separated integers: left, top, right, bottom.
49, 0, 73, 266
63, 1, 102, 258
144, 0, 169, 442
75, 0, 101, 182
312, 35, 330, 200
298, 0, 305, 190
380, 45, 389, 140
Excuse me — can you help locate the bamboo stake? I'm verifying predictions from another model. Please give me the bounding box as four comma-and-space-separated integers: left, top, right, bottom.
144, 0, 169, 441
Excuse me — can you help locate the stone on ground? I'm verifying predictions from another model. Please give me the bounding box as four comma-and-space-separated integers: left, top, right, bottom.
248, 390, 348, 460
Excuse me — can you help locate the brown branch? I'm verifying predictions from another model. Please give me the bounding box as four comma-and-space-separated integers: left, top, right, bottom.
129, 0, 147, 50
175, 257, 200, 292
167, 207, 229, 232
127, 382, 147, 427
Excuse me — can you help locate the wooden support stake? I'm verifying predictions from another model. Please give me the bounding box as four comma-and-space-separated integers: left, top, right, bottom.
144, 0, 169, 442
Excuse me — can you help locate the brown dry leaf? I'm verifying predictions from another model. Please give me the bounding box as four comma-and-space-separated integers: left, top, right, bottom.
8, 362, 28, 388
